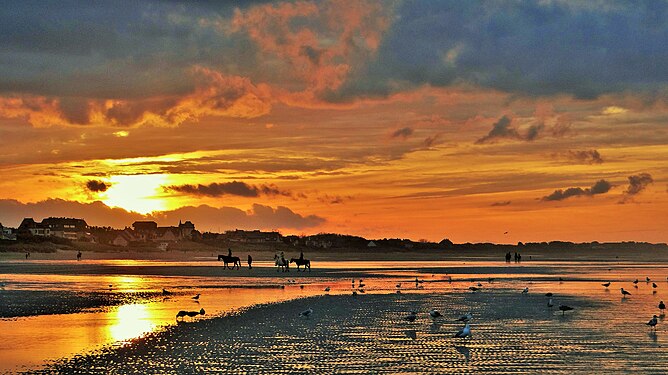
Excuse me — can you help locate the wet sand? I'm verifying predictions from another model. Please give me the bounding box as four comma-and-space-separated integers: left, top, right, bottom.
32, 290, 668, 374
2, 255, 668, 374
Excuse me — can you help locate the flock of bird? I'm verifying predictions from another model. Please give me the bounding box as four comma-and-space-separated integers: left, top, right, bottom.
605, 278, 667, 330
313, 274, 668, 338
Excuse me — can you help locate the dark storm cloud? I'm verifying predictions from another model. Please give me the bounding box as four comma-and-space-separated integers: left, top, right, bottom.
541, 179, 613, 201
3, 0, 668, 109
85, 180, 110, 192
475, 116, 518, 144
566, 150, 604, 164
342, 0, 668, 100
166, 181, 292, 198
490, 201, 511, 207
390, 127, 414, 140
624, 173, 654, 196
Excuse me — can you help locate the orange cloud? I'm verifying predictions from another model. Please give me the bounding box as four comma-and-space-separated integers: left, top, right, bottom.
231, 0, 394, 106
0, 67, 271, 128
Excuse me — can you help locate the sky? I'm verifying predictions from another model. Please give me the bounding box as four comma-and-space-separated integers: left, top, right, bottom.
1, 0, 667, 244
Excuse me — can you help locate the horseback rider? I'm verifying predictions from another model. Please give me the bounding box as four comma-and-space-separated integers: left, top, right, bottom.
228, 248, 232, 257
299, 250, 304, 261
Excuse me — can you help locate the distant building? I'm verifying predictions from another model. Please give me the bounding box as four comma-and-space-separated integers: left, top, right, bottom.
0, 223, 15, 240
132, 221, 158, 232
112, 229, 137, 247
41, 217, 88, 240
178, 220, 195, 239
226, 229, 282, 243
18, 217, 89, 239
18, 218, 51, 237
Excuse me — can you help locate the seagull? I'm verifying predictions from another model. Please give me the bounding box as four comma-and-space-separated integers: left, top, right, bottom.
454, 323, 471, 338
477, 282, 483, 287
352, 290, 358, 296
469, 286, 479, 292
647, 277, 651, 283
357, 288, 365, 293
162, 288, 172, 296
652, 283, 658, 289
522, 287, 529, 294
633, 279, 639, 285
192, 293, 201, 300
545, 292, 553, 297
602, 282, 611, 288
396, 283, 402, 289
621, 288, 631, 297
404, 311, 417, 322
429, 309, 443, 319
324, 287, 330, 292
547, 298, 554, 308
456, 312, 473, 323
647, 315, 658, 331
299, 308, 313, 318
659, 301, 666, 313
559, 304, 574, 315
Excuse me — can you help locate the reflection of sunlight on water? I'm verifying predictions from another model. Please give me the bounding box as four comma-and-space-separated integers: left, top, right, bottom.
108, 304, 155, 342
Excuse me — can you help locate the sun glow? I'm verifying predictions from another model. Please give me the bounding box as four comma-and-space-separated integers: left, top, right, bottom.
103, 174, 169, 214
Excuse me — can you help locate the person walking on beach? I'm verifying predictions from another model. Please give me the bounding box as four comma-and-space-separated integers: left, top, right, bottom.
247, 254, 253, 269
505, 252, 511, 263
77, 251, 82, 261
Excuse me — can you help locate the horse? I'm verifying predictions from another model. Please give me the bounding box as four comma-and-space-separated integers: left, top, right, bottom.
218, 254, 241, 269
176, 308, 205, 321
290, 258, 311, 272
274, 254, 290, 272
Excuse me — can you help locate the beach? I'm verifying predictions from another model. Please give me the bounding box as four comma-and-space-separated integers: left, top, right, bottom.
1, 251, 668, 374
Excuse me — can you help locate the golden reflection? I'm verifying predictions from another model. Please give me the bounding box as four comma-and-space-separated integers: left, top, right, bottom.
108, 304, 154, 342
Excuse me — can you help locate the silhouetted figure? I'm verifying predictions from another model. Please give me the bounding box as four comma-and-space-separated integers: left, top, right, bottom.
299, 250, 304, 261
505, 252, 511, 263
25, 252, 29, 260
77, 251, 82, 261
228, 248, 232, 257
248, 255, 253, 269
517, 253, 522, 262
514, 252, 518, 263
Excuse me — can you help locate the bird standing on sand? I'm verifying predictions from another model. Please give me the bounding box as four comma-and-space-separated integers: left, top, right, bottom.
396, 282, 402, 289
457, 312, 473, 323
324, 287, 330, 292
621, 288, 631, 297
192, 293, 201, 300
652, 283, 658, 289
559, 304, 574, 315
454, 323, 471, 338
659, 301, 666, 314
429, 309, 443, 319
633, 279, 639, 287
299, 308, 313, 318
646, 277, 651, 283
647, 315, 658, 331
522, 287, 529, 294
162, 288, 172, 296
404, 311, 417, 322
602, 282, 611, 288
469, 286, 479, 292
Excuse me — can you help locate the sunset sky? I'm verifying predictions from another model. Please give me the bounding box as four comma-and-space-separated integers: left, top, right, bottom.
1, 0, 667, 243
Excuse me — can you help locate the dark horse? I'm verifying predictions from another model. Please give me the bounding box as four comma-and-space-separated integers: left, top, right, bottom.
218, 254, 241, 269
290, 258, 311, 272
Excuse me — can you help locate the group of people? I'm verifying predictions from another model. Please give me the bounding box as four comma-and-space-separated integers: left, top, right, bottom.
505, 251, 522, 263
226, 248, 305, 270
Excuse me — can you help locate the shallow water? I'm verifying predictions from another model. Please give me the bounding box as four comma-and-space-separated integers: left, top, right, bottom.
1, 259, 668, 373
